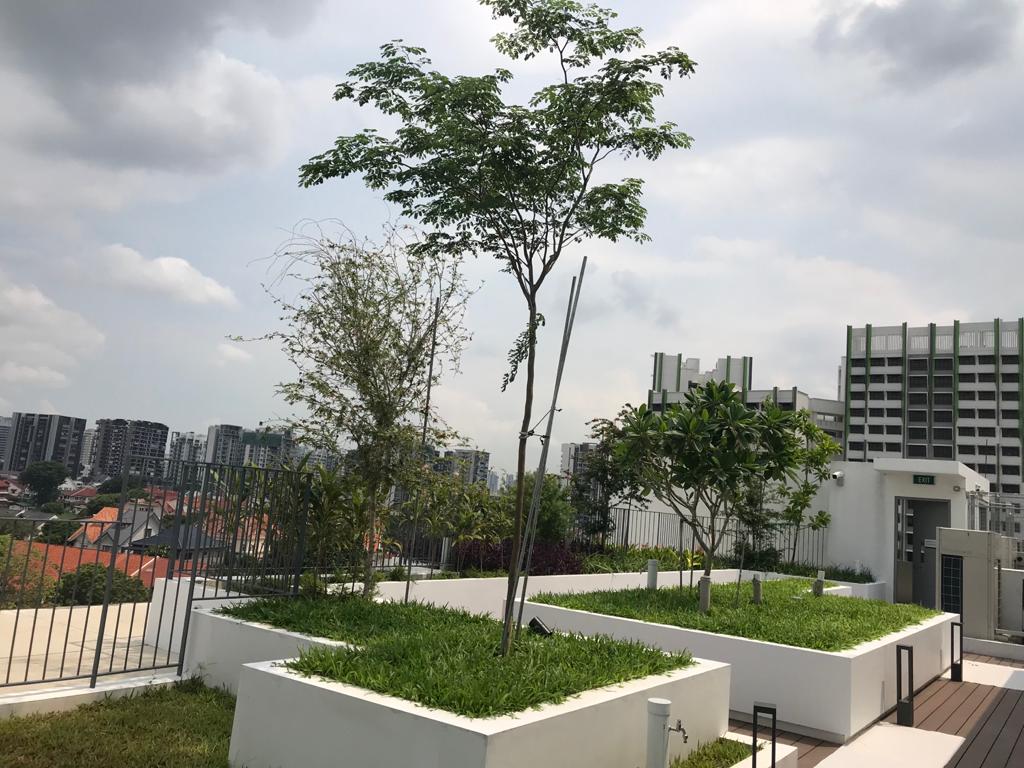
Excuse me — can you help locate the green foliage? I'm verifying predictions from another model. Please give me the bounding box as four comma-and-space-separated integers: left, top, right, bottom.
83, 493, 133, 517
533, 578, 937, 652
500, 471, 573, 543
582, 545, 683, 573
36, 517, 81, 545
766, 561, 875, 584
0, 678, 234, 768
671, 738, 753, 768
223, 597, 691, 718
572, 406, 650, 545
18, 461, 68, 504
52, 563, 149, 606
0, 534, 54, 608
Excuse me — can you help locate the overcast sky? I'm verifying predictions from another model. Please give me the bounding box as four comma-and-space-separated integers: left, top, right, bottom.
1, 0, 1022, 473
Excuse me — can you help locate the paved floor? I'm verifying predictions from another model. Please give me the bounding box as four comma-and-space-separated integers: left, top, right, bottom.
875, 655, 1024, 768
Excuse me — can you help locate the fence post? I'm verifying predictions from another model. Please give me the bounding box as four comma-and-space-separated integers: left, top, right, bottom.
291, 472, 311, 597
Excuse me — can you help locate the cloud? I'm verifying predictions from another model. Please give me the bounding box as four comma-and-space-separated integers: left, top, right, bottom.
0, 273, 104, 393
816, 0, 1020, 87
100, 245, 239, 307
217, 343, 254, 365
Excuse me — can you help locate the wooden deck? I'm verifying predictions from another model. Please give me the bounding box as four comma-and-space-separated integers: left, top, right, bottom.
876, 652, 1024, 767
727, 719, 838, 767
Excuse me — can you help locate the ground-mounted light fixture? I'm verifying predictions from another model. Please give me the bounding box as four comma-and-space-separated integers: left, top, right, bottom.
528, 617, 553, 637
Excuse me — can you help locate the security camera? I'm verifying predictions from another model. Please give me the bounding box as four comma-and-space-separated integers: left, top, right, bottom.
831, 470, 845, 486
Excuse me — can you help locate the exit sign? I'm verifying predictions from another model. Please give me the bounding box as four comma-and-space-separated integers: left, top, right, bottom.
913, 475, 936, 486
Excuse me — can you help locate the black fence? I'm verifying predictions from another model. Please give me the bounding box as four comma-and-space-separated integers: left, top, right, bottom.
0, 457, 311, 689
570, 505, 827, 569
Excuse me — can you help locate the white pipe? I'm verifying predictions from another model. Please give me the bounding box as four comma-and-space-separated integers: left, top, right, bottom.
647, 697, 671, 768
647, 559, 659, 591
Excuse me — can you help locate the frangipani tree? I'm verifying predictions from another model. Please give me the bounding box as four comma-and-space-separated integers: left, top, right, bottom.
299, 0, 695, 647
615, 381, 812, 610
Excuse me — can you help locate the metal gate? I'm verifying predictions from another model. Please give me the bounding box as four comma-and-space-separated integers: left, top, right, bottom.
0, 458, 310, 690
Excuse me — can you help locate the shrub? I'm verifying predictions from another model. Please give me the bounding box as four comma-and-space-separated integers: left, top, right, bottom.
452, 539, 581, 576
582, 545, 683, 574
52, 564, 149, 606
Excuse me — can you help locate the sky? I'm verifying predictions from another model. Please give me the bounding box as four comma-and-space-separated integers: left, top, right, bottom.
1, 0, 1022, 474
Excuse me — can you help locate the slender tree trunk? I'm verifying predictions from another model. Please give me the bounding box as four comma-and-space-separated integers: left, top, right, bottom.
363, 489, 378, 597
501, 301, 538, 649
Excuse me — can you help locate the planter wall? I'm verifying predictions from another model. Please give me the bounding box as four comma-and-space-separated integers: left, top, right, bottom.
516, 599, 955, 743
229, 658, 731, 768
375, 569, 884, 620
720, 732, 798, 768
183, 608, 346, 693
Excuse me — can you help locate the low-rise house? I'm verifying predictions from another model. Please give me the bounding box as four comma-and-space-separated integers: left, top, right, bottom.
67, 503, 162, 551
63, 485, 98, 508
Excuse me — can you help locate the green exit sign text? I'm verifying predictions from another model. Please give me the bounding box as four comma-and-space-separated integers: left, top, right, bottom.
913, 475, 936, 486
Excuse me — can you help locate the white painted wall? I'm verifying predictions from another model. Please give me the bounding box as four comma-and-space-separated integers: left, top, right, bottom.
814, 459, 989, 602
183, 608, 346, 693
229, 658, 731, 768
516, 600, 955, 743
144, 578, 251, 654
999, 568, 1024, 636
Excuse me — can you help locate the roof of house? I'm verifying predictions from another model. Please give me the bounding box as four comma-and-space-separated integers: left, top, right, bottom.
67, 486, 98, 499
67, 507, 121, 544
13, 541, 172, 588
127, 525, 224, 554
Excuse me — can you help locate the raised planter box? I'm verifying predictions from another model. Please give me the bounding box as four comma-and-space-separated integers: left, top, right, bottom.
183, 607, 347, 694
229, 657, 731, 768
718, 732, 798, 768
516, 599, 956, 743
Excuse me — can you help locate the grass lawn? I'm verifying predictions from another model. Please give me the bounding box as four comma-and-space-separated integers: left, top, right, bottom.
671, 737, 752, 768
220, 596, 692, 718
0, 679, 234, 768
532, 578, 939, 652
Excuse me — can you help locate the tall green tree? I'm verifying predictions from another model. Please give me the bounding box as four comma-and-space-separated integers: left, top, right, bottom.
256, 226, 470, 595
300, 0, 694, 647
616, 382, 806, 609
19, 461, 68, 504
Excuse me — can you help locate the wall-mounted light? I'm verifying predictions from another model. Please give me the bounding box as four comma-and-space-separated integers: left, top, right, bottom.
953, 485, 961, 492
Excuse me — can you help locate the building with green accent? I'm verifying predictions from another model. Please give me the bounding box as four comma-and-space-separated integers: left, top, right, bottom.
841, 319, 1024, 494
647, 354, 845, 446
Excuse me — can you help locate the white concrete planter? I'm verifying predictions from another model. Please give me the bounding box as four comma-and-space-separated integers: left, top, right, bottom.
182, 608, 347, 693
516, 599, 956, 743
229, 658, 731, 768
717, 732, 798, 768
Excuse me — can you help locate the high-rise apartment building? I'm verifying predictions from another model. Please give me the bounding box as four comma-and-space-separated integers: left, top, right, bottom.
3, 412, 87, 475
205, 424, 245, 465
647, 354, 845, 446
436, 448, 490, 485
560, 442, 599, 486
94, 419, 169, 479
241, 426, 295, 469
841, 319, 1024, 494
80, 428, 96, 476
168, 431, 206, 463
0, 416, 11, 471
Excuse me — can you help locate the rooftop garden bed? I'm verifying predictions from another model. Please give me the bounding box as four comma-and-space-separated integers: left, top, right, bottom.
220, 596, 693, 718
0, 679, 233, 768
531, 578, 937, 652
671, 737, 753, 768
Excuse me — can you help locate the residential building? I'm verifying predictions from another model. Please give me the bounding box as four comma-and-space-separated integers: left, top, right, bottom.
2, 412, 87, 475
241, 426, 295, 469
80, 427, 96, 476
0, 415, 11, 471
647, 355, 845, 447
435, 447, 490, 485
93, 419, 169, 480
840, 320, 1024, 494
205, 424, 245, 465
560, 442, 597, 482
486, 469, 506, 496
67, 502, 162, 551
296, 444, 343, 472
168, 431, 206, 464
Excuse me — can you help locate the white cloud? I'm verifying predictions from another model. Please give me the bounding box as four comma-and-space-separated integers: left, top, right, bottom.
217, 343, 254, 365
0, 273, 104, 394
100, 244, 238, 307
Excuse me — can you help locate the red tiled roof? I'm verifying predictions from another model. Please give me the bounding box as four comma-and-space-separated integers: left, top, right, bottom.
67, 486, 98, 499
68, 507, 120, 544
13, 542, 173, 588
